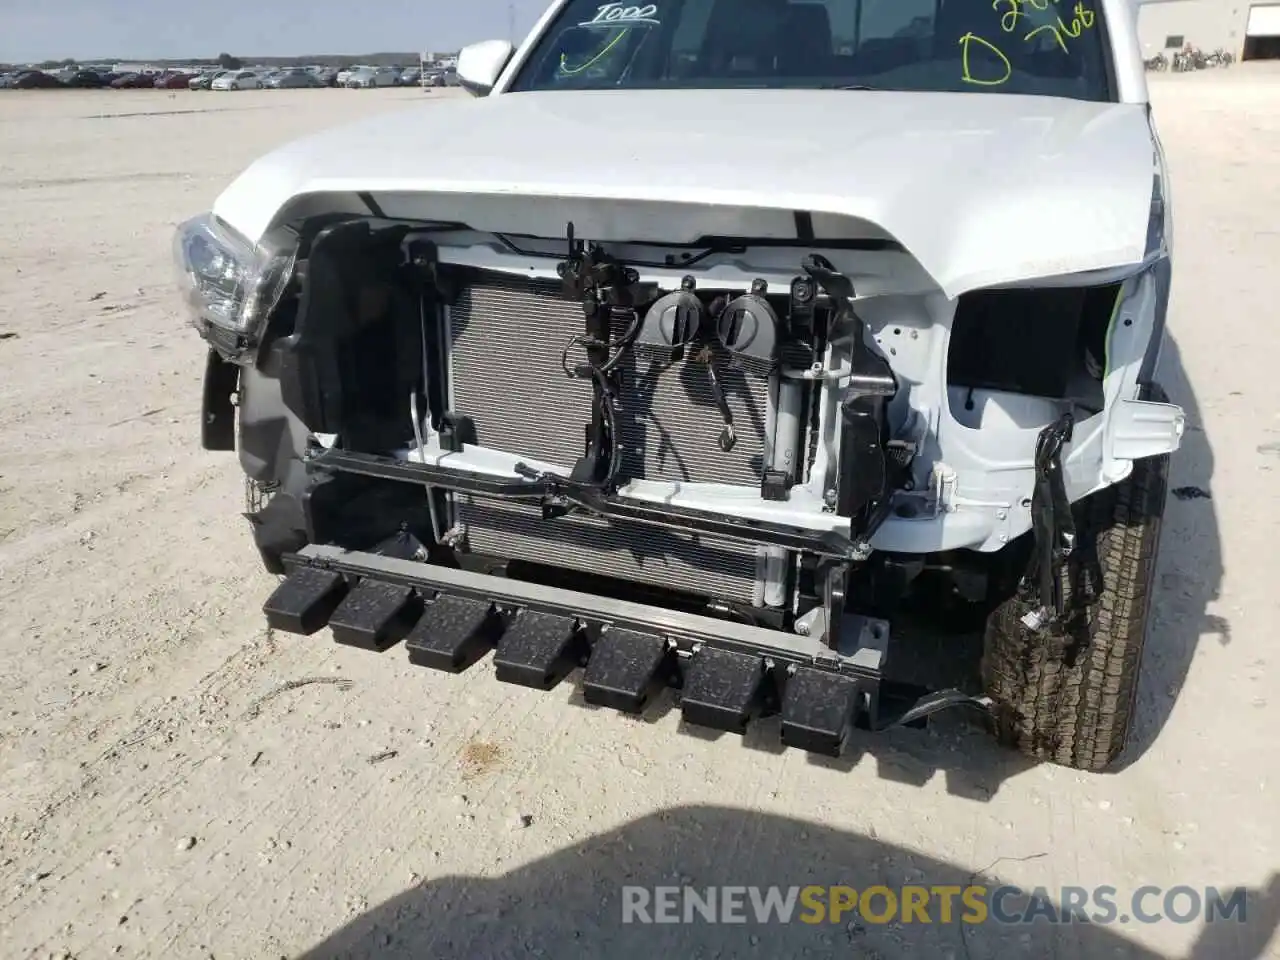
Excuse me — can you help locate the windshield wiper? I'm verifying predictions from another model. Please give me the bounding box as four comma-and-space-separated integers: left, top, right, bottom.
817, 84, 891, 91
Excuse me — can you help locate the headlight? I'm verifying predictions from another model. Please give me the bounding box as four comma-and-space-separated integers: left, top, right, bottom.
172, 213, 296, 360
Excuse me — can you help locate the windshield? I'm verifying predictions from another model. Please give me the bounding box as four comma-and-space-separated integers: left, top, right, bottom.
508, 0, 1113, 100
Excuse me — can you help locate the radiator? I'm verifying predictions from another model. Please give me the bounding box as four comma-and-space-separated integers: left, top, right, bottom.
446, 273, 775, 605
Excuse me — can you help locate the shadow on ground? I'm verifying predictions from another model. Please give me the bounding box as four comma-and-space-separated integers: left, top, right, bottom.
297, 806, 1277, 960
566, 674, 1034, 800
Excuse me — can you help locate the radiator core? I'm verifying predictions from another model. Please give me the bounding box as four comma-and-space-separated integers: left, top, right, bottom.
446, 273, 775, 605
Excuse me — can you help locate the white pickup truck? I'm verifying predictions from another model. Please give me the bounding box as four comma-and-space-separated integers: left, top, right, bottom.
173, 0, 1182, 770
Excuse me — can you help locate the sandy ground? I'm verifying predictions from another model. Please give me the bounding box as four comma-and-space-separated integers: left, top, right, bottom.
0, 73, 1277, 960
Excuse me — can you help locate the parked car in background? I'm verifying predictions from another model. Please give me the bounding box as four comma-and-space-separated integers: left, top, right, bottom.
397, 67, 421, 86
335, 66, 364, 86
110, 73, 155, 89
154, 72, 194, 89
65, 70, 110, 88
315, 68, 340, 87
189, 71, 227, 90
345, 67, 399, 88
267, 69, 322, 89
211, 70, 260, 91
13, 70, 64, 89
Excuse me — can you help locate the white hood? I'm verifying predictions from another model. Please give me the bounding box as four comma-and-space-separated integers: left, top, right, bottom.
213, 88, 1157, 298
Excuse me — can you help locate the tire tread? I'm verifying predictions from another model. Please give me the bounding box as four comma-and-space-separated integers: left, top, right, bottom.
981, 385, 1171, 771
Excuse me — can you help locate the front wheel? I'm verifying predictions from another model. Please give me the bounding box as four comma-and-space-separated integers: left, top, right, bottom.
982, 386, 1171, 771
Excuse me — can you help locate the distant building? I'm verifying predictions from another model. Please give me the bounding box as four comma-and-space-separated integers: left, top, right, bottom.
1137, 0, 1280, 59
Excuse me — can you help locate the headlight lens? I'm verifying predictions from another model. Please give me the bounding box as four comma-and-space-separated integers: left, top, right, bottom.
172, 213, 296, 357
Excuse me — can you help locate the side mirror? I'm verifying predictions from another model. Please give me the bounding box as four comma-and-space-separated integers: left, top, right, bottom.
456, 40, 515, 96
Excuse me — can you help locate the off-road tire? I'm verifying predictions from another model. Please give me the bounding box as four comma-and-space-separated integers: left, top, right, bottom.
982, 386, 1171, 771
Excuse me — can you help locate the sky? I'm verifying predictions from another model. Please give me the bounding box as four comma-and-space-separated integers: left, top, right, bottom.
0, 0, 554, 63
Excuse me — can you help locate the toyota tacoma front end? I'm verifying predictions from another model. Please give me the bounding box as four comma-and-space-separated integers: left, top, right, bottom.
174, 0, 1184, 770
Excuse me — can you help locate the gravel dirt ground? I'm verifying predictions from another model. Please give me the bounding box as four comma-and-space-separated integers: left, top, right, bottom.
0, 74, 1277, 960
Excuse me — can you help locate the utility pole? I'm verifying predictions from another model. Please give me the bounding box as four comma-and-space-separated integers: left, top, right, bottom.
508, 1, 516, 43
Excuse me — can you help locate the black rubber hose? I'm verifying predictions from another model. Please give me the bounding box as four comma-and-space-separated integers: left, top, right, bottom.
555, 306, 642, 490
593, 366, 623, 490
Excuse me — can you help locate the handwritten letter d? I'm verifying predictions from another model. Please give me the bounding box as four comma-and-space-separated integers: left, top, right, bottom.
959, 32, 1013, 86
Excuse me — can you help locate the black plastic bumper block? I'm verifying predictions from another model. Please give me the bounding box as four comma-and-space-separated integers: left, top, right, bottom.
779, 667, 864, 757
680, 647, 768, 734
328, 579, 422, 652
405, 595, 504, 673
492, 611, 582, 690
263, 567, 348, 635
582, 629, 669, 714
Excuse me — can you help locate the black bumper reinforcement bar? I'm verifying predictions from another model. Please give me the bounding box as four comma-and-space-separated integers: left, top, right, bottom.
263, 544, 990, 757
304, 447, 862, 559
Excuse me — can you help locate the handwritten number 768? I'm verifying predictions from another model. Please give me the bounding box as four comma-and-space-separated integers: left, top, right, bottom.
992, 0, 1096, 52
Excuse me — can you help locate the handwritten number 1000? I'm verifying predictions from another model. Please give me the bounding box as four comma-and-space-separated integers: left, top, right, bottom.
960, 0, 1097, 86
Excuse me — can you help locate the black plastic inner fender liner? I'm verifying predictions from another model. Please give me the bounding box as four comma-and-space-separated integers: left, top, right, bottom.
302, 471, 437, 558
277, 219, 421, 449
201, 347, 238, 451
249, 491, 311, 576
260, 544, 994, 754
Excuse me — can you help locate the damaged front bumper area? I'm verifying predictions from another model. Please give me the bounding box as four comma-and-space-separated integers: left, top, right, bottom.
219, 195, 1176, 756
264, 543, 987, 757
306, 445, 866, 559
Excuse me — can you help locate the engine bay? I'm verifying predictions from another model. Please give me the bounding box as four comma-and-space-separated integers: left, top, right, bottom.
246, 214, 1133, 645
